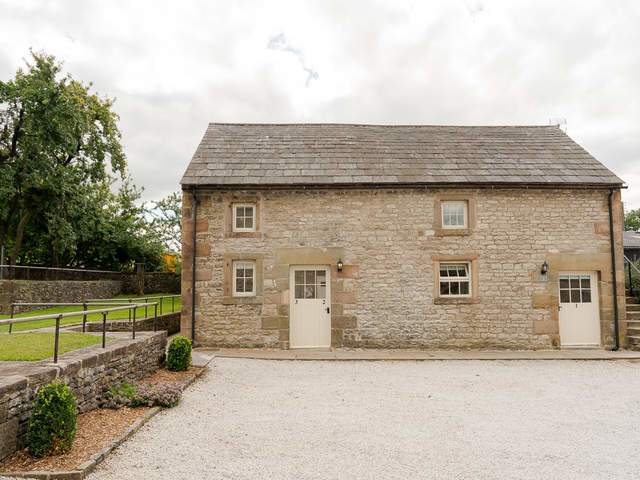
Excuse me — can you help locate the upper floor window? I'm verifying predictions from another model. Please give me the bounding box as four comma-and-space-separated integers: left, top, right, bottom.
441, 201, 467, 229
233, 260, 256, 296
439, 262, 471, 297
233, 203, 256, 232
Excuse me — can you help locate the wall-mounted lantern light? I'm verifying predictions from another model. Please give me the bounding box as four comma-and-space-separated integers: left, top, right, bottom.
541, 261, 549, 275
337, 258, 344, 272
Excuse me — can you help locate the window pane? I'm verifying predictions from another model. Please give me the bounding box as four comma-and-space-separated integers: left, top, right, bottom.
460, 282, 469, 295
317, 285, 326, 298
236, 206, 245, 217
570, 277, 580, 289
235, 278, 244, 293
581, 289, 591, 303
448, 267, 459, 277
295, 271, 304, 285
458, 265, 468, 276
440, 282, 449, 295
244, 216, 253, 229
580, 277, 591, 289
570, 289, 581, 303
305, 270, 316, 284
235, 216, 244, 229
244, 267, 253, 279
559, 278, 569, 289
236, 267, 245, 278
295, 285, 304, 299
317, 270, 326, 285
440, 267, 448, 277
245, 278, 253, 293
304, 285, 316, 299
560, 289, 570, 303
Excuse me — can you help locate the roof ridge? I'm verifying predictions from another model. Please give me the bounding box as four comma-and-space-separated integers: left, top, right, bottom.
207, 122, 559, 128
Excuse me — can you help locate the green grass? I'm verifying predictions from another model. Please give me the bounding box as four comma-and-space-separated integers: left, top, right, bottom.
0, 294, 181, 333
0, 332, 107, 361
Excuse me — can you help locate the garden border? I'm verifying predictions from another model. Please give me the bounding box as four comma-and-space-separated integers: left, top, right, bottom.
0, 366, 209, 480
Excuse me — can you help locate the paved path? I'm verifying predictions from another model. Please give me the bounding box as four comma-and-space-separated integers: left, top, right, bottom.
206, 347, 640, 361
89, 358, 640, 480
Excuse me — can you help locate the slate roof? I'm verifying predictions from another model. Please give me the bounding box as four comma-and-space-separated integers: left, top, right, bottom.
624, 231, 640, 248
181, 123, 624, 187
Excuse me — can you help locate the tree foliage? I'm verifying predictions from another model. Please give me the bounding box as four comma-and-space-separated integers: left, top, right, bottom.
147, 191, 182, 252
626, 208, 640, 231
0, 51, 164, 271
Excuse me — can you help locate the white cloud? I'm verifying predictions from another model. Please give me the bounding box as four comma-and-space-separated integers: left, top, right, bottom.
0, 0, 638, 208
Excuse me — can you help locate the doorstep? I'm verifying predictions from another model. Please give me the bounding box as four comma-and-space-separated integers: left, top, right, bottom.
198, 347, 640, 361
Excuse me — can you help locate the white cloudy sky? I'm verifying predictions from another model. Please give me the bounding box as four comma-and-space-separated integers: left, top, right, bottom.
1, 0, 639, 209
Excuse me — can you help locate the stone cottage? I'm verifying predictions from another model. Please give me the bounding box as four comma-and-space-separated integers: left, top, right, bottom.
180, 123, 627, 350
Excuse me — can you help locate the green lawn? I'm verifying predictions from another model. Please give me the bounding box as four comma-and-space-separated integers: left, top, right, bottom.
0, 294, 181, 333
0, 332, 108, 361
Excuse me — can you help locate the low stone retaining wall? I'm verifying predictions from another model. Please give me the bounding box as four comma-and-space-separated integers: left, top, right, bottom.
0, 331, 167, 461
81, 312, 181, 336
0, 280, 122, 315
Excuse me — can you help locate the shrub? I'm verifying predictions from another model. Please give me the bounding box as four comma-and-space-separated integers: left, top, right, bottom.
103, 381, 138, 409
132, 382, 182, 408
27, 382, 77, 458
166, 335, 192, 372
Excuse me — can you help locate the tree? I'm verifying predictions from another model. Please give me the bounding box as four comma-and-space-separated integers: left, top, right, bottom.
0, 51, 125, 265
147, 192, 182, 252
626, 208, 640, 232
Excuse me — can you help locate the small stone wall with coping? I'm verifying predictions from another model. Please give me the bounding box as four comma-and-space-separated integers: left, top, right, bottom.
0, 331, 167, 461
77, 312, 181, 336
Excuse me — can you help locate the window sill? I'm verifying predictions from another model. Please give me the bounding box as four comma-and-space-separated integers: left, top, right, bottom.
435, 228, 471, 237
434, 297, 478, 305
226, 231, 262, 239
222, 296, 263, 305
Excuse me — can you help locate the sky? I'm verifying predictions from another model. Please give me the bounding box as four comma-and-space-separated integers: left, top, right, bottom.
1, 0, 639, 209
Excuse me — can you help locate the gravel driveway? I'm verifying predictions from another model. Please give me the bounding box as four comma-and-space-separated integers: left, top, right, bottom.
89, 358, 640, 480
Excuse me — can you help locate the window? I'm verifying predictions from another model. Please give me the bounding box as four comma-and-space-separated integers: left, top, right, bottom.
232, 204, 256, 232
233, 261, 256, 296
441, 201, 467, 229
559, 275, 592, 303
294, 269, 327, 299
439, 262, 471, 297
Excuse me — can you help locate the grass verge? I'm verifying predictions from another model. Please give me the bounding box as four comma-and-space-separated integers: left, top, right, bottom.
0, 332, 108, 361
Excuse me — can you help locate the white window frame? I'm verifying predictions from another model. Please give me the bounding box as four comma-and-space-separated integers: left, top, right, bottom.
441, 201, 468, 229
438, 262, 472, 298
232, 203, 256, 232
232, 260, 256, 297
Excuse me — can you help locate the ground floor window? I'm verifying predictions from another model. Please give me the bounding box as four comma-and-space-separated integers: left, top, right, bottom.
439, 262, 471, 297
233, 260, 256, 296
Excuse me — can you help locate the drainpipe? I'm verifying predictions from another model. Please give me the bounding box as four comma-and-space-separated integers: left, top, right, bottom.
608, 189, 620, 351
191, 190, 198, 346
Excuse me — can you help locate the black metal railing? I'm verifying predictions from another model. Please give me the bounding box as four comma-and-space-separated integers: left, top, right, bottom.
0, 303, 152, 363
625, 255, 640, 297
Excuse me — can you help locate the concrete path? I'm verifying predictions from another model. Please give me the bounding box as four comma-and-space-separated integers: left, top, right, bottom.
88, 357, 640, 480
202, 347, 640, 361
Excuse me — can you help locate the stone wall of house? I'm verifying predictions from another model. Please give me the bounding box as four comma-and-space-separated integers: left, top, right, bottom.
180, 187, 626, 349
0, 280, 123, 315
80, 312, 181, 335
0, 332, 166, 460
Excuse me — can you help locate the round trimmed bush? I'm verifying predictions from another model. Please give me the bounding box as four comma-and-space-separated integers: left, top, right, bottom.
27, 381, 77, 458
166, 335, 192, 371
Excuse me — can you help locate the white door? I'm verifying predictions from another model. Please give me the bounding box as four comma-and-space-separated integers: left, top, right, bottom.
289, 266, 331, 348
558, 272, 601, 347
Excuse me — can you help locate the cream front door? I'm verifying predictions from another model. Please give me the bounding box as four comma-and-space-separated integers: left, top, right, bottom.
558, 272, 601, 347
289, 266, 331, 348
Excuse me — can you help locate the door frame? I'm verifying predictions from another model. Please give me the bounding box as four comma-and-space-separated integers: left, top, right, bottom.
557, 270, 601, 348
288, 265, 331, 349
